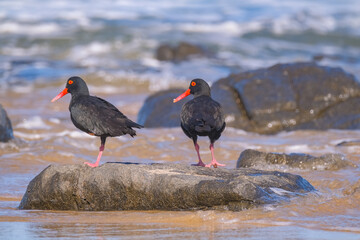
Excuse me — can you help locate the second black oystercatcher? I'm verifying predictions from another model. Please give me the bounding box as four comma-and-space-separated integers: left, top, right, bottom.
173, 78, 226, 168
51, 76, 143, 167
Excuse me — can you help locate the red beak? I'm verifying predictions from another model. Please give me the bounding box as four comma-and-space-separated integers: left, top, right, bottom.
51, 88, 68, 102
173, 89, 191, 103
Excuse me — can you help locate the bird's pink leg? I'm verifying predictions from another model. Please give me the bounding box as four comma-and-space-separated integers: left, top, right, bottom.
191, 143, 206, 167
84, 144, 104, 168
205, 143, 225, 168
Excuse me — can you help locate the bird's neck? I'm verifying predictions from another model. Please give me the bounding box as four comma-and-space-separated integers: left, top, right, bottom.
193, 88, 211, 98
69, 92, 89, 107
71, 85, 90, 98
71, 91, 89, 100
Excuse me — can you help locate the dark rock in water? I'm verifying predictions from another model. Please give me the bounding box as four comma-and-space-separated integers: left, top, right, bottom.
156, 45, 174, 61
212, 62, 360, 133
336, 140, 360, 147
237, 149, 357, 171
0, 104, 14, 142
312, 53, 358, 64
138, 62, 360, 133
156, 42, 205, 62
175, 42, 205, 61
343, 179, 360, 196
289, 97, 360, 130
137, 89, 186, 128
19, 163, 315, 211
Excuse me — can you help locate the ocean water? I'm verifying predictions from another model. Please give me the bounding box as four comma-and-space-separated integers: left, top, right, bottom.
1, 0, 360, 89
0, 0, 360, 239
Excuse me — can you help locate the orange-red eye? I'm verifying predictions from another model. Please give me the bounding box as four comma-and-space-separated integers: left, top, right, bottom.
68, 80, 73, 85
191, 82, 196, 86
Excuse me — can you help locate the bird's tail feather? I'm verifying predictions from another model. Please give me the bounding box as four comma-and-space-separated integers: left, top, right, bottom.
126, 119, 144, 129
194, 118, 211, 133
195, 125, 211, 132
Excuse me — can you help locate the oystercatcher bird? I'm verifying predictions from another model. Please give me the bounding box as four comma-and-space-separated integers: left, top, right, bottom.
173, 78, 226, 168
51, 76, 143, 167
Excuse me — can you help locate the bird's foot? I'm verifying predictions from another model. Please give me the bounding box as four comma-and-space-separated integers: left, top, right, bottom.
84, 162, 99, 168
191, 161, 206, 167
205, 161, 225, 168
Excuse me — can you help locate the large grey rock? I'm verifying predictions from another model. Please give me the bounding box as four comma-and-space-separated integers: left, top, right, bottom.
0, 104, 13, 142
19, 163, 315, 211
139, 62, 360, 134
212, 62, 360, 133
237, 149, 357, 170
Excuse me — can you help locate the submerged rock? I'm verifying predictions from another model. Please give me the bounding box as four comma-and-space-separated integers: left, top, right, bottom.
19, 163, 314, 211
237, 149, 357, 170
343, 179, 360, 196
156, 42, 206, 62
336, 140, 360, 147
139, 62, 360, 134
0, 104, 14, 142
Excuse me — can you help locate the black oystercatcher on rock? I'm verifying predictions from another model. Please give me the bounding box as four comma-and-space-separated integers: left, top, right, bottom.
51, 76, 143, 167
173, 78, 226, 168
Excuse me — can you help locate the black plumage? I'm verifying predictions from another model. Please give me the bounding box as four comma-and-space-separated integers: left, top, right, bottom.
174, 78, 226, 167
181, 95, 225, 142
51, 76, 143, 167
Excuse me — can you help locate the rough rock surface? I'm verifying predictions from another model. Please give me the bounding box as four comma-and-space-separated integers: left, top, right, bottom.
212, 62, 360, 133
19, 163, 315, 211
237, 149, 357, 170
0, 104, 14, 142
139, 62, 360, 134
156, 42, 206, 62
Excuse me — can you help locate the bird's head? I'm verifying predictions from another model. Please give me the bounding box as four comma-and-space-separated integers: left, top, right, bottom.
51, 76, 89, 102
173, 78, 211, 103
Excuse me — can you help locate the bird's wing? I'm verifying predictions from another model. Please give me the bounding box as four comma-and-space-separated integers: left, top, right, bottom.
70, 96, 142, 137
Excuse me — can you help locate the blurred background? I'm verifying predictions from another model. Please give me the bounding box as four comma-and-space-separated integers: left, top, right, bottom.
1, 0, 360, 91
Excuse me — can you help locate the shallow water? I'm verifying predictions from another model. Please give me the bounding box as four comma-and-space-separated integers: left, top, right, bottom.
0, 81, 360, 239
1, 0, 360, 239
